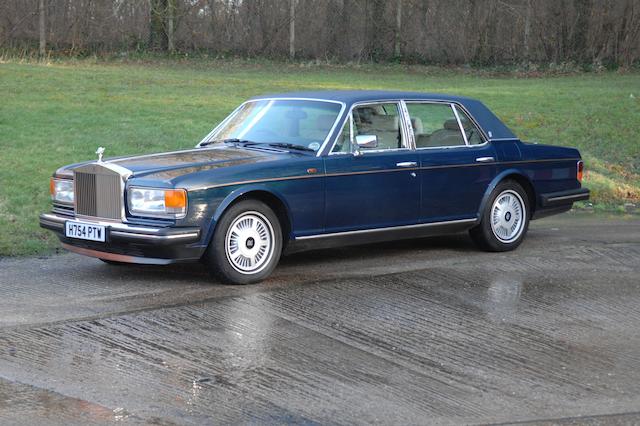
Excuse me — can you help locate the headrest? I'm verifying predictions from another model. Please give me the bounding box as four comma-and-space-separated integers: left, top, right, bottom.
443, 117, 472, 131
369, 114, 399, 131
443, 119, 460, 131
411, 117, 424, 134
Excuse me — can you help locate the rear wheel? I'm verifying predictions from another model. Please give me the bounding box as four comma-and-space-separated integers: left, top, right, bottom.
470, 180, 530, 252
204, 199, 283, 284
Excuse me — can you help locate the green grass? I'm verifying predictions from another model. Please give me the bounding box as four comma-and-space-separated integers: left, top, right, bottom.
1, 58, 639, 256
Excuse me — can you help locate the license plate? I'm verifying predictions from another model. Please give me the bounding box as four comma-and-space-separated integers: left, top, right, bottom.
65, 221, 106, 242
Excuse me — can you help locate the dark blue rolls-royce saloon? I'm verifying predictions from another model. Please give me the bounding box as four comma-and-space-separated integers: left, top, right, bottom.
40, 91, 589, 284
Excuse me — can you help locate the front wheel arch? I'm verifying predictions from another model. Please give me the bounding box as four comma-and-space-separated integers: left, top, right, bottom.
205, 187, 292, 251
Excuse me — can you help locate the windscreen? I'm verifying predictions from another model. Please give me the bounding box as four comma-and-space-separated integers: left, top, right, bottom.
209, 99, 342, 152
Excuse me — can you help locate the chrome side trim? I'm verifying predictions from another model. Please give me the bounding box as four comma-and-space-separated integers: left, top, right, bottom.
296, 218, 477, 240
187, 157, 581, 192
61, 244, 174, 265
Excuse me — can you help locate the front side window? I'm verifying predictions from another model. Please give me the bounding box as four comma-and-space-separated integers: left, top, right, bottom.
330, 102, 405, 154
353, 103, 405, 151
331, 116, 352, 154
209, 99, 342, 152
407, 103, 466, 148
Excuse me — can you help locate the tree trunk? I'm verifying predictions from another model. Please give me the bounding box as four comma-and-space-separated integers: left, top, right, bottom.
167, 0, 175, 53
394, 0, 402, 58
289, 0, 296, 60
149, 0, 168, 51
524, 0, 531, 61
38, 0, 45, 57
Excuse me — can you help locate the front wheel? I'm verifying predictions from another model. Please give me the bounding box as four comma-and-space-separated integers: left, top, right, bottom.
204, 199, 283, 284
470, 180, 530, 252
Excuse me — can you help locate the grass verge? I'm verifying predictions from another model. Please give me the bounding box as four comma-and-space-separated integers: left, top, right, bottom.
0, 58, 638, 256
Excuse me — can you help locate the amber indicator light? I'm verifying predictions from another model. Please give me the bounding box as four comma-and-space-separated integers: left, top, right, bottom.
165, 189, 187, 208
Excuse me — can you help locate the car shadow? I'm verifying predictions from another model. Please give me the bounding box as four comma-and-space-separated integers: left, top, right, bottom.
91, 232, 478, 285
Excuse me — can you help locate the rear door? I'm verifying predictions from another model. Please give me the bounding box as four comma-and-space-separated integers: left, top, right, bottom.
407, 101, 497, 222
322, 102, 420, 233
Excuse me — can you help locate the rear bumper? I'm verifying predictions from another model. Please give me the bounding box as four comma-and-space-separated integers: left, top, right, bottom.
540, 188, 590, 208
39, 212, 204, 264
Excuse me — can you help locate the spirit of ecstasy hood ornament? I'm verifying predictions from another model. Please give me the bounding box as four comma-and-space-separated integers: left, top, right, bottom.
96, 147, 105, 162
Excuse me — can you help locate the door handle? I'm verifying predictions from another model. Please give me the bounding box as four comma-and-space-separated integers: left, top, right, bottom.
475, 156, 495, 163
396, 161, 418, 168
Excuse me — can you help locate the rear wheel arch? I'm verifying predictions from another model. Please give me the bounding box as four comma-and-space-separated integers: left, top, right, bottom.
504, 174, 536, 216
478, 170, 537, 219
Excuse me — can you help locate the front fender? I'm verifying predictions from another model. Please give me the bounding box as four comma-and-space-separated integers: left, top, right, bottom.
202, 184, 293, 246
477, 168, 533, 219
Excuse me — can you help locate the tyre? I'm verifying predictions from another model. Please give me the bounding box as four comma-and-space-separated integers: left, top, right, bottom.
204, 199, 283, 284
470, 180, 530, 252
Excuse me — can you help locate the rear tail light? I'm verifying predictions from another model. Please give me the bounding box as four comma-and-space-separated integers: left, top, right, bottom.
577, 160, 584, 183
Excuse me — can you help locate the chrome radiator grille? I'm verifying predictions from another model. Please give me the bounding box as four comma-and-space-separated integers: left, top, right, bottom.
74, 169, 123, 219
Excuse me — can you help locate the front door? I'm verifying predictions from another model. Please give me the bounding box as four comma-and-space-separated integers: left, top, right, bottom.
323, 102, 420, 233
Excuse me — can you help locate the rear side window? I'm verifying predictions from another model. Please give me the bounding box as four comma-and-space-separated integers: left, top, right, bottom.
456, 108, 485, 145
406, 103, 466, 148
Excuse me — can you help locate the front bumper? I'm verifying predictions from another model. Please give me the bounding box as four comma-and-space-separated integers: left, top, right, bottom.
39, 213, 203, 264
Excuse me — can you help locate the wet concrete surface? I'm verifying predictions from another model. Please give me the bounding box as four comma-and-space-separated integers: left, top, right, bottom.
0, 213, 639, 425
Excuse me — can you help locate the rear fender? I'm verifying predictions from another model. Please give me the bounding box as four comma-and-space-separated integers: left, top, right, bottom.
477, 169, 535, 220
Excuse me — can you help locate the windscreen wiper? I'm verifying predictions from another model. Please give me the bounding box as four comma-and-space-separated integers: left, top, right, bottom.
262, 142, 316, 153
200, 138, 256, 147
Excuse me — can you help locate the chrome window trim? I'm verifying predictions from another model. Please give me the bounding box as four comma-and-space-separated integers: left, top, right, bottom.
197, 97, 347, 157
403, 99, 489, 149
399, 100, 416, 150
451, 104, 470, 146
328, 112, 353, 156
326, 99, 410, 156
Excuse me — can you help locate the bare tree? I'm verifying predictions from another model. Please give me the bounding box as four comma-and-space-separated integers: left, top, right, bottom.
289, 0, 296, 59
1, 0, 638, 67
38, 0, 45, 56
394, 0, 402, 58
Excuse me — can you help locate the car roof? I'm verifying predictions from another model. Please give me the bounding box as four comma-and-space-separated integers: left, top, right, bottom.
250, 90, 517, 140
251, 90, 473, 104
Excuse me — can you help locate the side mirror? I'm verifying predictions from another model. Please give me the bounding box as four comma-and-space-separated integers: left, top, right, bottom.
355, 134, 378, 149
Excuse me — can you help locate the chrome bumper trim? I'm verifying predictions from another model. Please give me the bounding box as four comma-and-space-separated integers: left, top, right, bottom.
39, 213, 201, 244
61, 244, 174, 265
540, 188, 590, 207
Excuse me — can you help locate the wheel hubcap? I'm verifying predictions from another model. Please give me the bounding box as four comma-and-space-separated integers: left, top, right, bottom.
490, 190, 526, 243
225, 212, 274, 274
